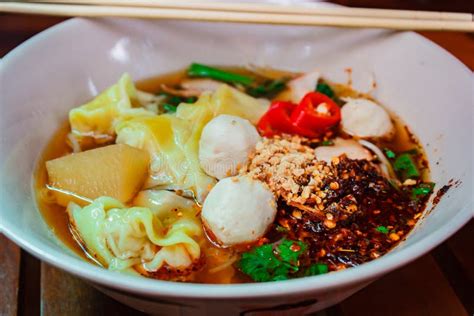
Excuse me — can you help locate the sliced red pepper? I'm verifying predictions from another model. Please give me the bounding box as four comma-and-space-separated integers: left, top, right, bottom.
290, 92, 341, 134
257, 92, 340, 138
257, 101, 316, 137
257, 101, 295, 137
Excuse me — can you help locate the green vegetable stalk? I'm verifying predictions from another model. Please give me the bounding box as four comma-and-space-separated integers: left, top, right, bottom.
187, 63, 254, 86
246, 79, 287, 98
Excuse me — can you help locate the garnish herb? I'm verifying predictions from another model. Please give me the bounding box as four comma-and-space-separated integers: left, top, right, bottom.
384, 148, 396, 159
278, 239, 307, 265
184, 96, 197, 103
160, 93, 197, 113
187, 63, 254, 86
239, 244, 282, 282
320, 140, 334, 146
163, 103, 178, 113
411, 182, 435, 199
304, 263, 329, 276
188, 63, 287, 98
238, 239, 307, 282
315, 82, 335, 99
375, 226, 389, 234
403, 148, 419, 155
246, 79, 287, 98
393, 153, 420, 180
275, 225, 289, 233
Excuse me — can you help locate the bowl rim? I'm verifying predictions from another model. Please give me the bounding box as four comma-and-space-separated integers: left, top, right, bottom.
1, 17, 473, 299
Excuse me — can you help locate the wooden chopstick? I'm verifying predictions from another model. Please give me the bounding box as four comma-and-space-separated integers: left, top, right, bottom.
29, 0, 473, 22
1, 2, 473, 32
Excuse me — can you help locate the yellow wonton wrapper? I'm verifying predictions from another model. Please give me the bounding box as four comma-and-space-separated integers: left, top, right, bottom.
69, 73, 155, 140
68, 195, 202, 273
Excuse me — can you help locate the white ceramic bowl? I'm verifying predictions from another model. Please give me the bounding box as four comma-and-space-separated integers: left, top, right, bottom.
0, 17, 472, 315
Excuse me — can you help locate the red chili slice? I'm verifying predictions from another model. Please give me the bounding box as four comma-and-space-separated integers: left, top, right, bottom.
290, 92, 341, 134
257, 92, 340, 138
257, 101, 316, 137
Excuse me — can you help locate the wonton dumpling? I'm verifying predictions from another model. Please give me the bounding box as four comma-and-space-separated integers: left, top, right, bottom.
69, 73, 155, 140
68, 196, 202, 273
177, 84, 269, 125
116, 115, 216, 202
210, 85, 269, 125
134, 190, 198, 222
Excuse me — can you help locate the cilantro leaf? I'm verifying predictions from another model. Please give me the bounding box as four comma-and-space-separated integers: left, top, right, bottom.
238, 239, 308, 282
384, 148, 396, 159
411, 182, 435, 200
278, 239, 307, 265
315, 82, 335, 99
393, 153, 420, 180
163, 103, 177, 113
305, 263, 329, 276
239, 244, 280, 282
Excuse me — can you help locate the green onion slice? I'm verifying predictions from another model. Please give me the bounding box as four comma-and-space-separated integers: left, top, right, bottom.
187, 63, 254, 86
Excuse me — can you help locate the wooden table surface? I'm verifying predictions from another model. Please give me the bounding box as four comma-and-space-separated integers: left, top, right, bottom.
1, 8, 473, 316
